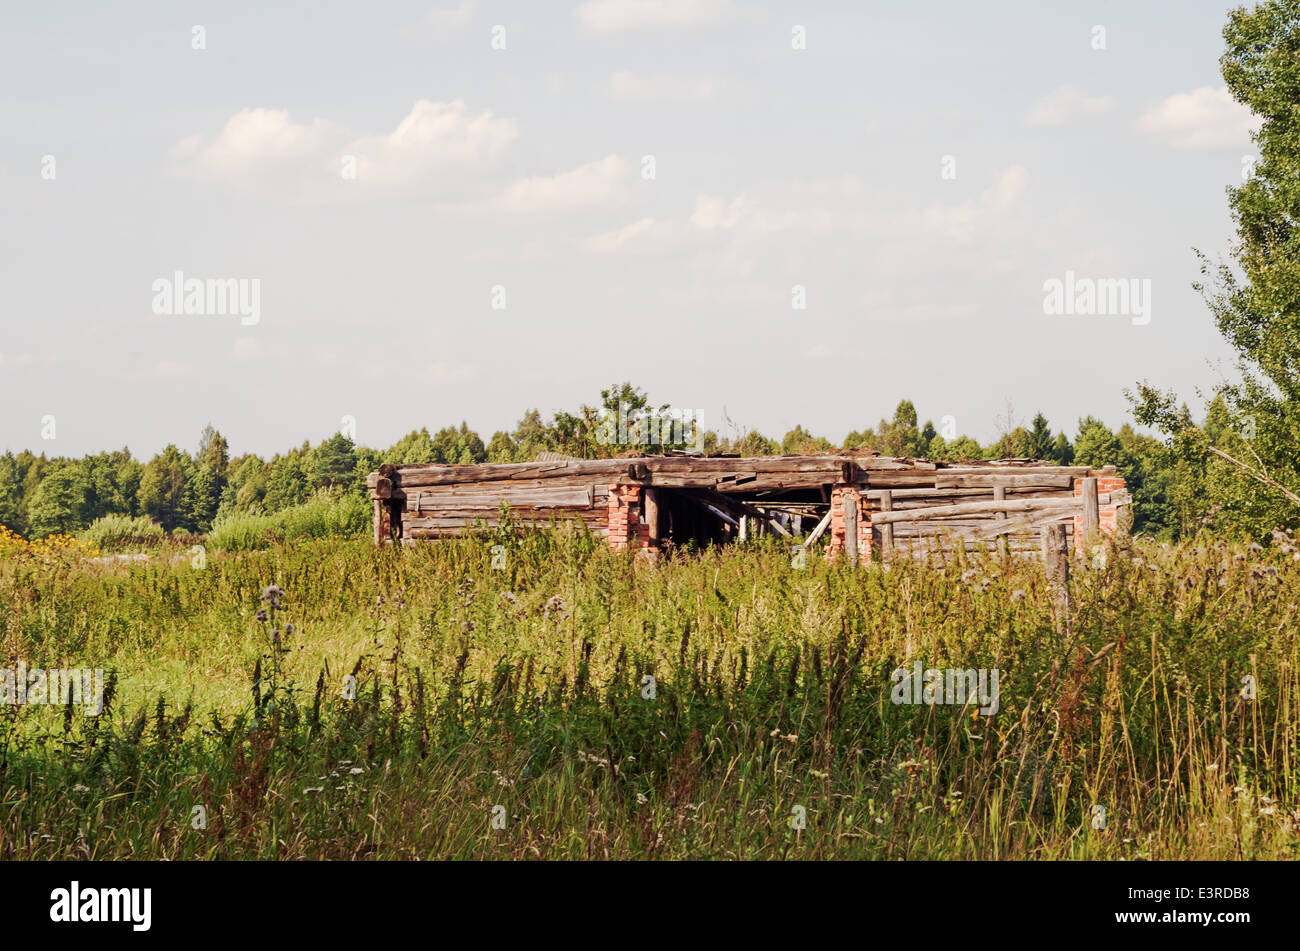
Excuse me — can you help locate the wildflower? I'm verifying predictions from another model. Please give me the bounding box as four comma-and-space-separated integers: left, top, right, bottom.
1010, 589, 1025, 603
255, 609, 268, 622
261, 585, 284, 607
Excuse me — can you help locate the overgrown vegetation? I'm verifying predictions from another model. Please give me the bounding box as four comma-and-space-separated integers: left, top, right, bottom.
206, 491, 370, 552
1, 526, 1295, 859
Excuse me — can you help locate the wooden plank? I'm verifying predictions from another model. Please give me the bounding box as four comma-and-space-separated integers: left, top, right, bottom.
879, 490, 894, 558
1081, 477, 1099, 537
645, 488, 661, 543
803, 509, 832, 547
871, 497, 1082, 525
843, 495, 858, 565
406, 484, 596, 511
935, 472, 1073, 489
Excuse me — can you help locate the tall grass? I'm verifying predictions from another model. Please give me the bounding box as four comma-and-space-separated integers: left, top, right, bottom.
207, 492, 370, 552
0, 524, 1296, 859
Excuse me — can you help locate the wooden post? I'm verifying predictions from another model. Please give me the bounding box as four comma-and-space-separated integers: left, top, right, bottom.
645, 488, 661, 545
843, 494, 858, 567
993, 485, 1007, 561
1041, 523, 1071, 643
804, 508, 832, 548
879, 490, 894, 560
738, 515, 749, 542
1081, 477, 1099, 540
387, 500, 402, 546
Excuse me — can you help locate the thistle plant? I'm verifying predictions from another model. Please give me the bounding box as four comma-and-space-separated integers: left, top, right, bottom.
253, 584, 296, 724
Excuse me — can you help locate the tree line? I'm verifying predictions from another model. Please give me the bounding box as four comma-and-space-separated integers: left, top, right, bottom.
0, 379, 1251, 542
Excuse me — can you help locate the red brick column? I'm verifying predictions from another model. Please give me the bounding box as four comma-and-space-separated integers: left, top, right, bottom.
1073, 470, 1128, 553
825, 486, 871, 566
607, 484, 655, 557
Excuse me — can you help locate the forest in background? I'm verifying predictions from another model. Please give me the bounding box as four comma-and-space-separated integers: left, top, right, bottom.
0, 382, 1270, 545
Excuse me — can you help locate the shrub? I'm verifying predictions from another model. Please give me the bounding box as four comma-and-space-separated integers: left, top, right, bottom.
78, 514, 166, 551
208, 491, 369, 551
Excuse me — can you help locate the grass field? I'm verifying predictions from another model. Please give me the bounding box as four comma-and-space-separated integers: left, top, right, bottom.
1, 523, 1297, 860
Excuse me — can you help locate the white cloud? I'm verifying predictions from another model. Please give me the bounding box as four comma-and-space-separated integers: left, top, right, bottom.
480, 155, 629, 215
169, 108, 338, 185
688, 189, 839, 238
171, 100, 517, 196
423, 359, 476, 384
576, 0, 734, 33
689, 194, 753, 231
150, 360, 193, 381
608, 70, 732, 102
348, 100, 517, 188
1138, 86, 1261, 149
1025, 85, 1114, 127
420, 1, 476, 31
583, 217, 679, 254
920, 164, 1029, 245
233, 336, 264, 360
0, 351, 36, 369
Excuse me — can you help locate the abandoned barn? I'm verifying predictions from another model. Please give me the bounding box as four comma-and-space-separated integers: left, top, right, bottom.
367, 454, 1129, 562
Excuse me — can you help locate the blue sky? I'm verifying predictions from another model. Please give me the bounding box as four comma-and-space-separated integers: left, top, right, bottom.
0, 1, 1261, 458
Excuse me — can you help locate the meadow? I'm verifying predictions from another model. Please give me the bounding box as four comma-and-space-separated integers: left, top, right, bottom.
0, 521, 1296, 860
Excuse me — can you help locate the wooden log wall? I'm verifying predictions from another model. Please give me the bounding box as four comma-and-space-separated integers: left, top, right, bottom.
366, 455, 1130, 556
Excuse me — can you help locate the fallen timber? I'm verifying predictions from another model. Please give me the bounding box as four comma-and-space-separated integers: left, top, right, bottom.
368, 454, 1128, 562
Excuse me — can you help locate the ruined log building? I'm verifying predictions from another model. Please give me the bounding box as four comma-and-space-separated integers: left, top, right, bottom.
367, 454, 1129, 562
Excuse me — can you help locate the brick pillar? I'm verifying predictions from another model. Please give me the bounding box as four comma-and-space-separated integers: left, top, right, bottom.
608, 484, 657, 558
825, 486, 871, 566
1073, 470, 1128, 553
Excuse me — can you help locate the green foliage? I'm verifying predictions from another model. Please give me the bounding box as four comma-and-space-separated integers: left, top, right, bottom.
25, 463, 89, 537
207, 491, 370, 551
780, 425, 833, 455
263, 454, 310, 513
139, 445, 190, 532
1132, 0, 1300, 535
78, 514, 166, 551
312, 433, 357, 489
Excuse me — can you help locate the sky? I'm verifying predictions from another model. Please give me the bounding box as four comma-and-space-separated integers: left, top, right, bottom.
0, 0, 1263, 460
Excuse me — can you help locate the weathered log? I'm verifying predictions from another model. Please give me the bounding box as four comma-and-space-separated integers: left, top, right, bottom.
843, 495, 858, 566
1081, 477, 1099, 538
879, 490, 894, 558
870, 497, 1082, 525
